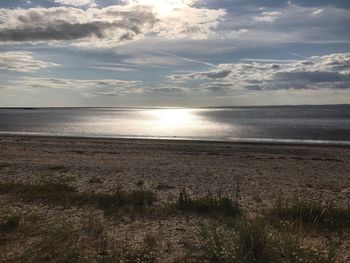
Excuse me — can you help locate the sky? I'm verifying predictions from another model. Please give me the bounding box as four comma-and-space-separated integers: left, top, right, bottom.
0, 0, 350, 107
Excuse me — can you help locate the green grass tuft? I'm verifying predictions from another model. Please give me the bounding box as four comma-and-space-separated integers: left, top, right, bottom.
198, 219, 339, 263
155, 183, 174, 191
270, 198, 350, 229
88, 176, 103, 184
177, 188, 241, 217
0, 215, 20, 232
235, 220, 271, 262
199, 219, 271, 263
0, 182, 156, 215
274, 232, 339, 263
47, 165, 68, 172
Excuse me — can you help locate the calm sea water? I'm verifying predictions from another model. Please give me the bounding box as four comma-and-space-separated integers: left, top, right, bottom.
1, 105, 350, 145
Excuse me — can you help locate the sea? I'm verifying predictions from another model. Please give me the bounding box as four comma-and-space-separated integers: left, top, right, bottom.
0, 105, 350, 145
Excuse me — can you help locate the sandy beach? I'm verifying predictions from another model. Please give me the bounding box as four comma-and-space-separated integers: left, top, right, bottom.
1, 135, 350, 262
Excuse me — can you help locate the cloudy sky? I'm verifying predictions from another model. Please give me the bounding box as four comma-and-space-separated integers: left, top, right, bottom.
0, 0, 350, 107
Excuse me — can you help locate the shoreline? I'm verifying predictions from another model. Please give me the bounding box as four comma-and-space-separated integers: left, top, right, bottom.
1, 132, 350, 148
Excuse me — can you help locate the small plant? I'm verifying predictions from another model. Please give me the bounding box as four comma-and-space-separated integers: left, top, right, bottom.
177, 188, 241, 217
136, 180, 144, 187
91, 189, 156, 214
47, 165, 68, 172
235, 220, 271, 263
84, 210, 104, 238
274, 232, 338, 263
199, 223, 235, 262
89, 176, 103, 184
155, 183, 174, 190
0, 182, 157, 215
20, 221, 84, 262
0, 215, 20, 232
0, 163, 11, 170
108, 244, 157, 263
143, 233, 158, 250
199, 219, 271, 263
270, 198, 350, 229
198, 219, 335, 263
105, 235, 158, 263
0, 182, 76, 205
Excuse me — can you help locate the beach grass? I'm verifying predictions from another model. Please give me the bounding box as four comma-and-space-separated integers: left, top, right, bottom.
177, 188, 241, 217
155, 183, 175, 190
197, 219, 339, 263
199, 219, 271, 263
0, 182, 345, 262
270, 198, 350, 229
0, 182, 156, 215
0, 215, 20, 232
12, 216, 158, 263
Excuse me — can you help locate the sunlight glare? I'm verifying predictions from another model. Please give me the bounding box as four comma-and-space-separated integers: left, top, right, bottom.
127, 0, 195, 16
147, 108, 198, 129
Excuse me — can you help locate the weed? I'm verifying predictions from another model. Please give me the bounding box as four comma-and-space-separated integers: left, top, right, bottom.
0, 163, 11, 170
143, 233, 158, 250
199, 219, 271, 263
199, 223, 235, 262
136, 180, 144, 187
19, 220, 84, 262
0, 215, 20, 232
47, 165, 68, 172
89, 177, 103, 184
0, 183, 76, 205
155, 183, 175, 190
274, 232, 338, 263
270, 198, 350, 229
0, 182, 156, 215
235, 220, 271, 263
177, 188, 241, 217
198, 219, 338, 263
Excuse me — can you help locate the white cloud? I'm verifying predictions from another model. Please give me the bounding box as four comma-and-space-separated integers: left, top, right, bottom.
253, 11, 282, 22
86, 85, 188, 96
313, 8, 324, 15
5, 77, 141, 92
155, 6, 226, 39
54, 0, 96, 7
90, 66, 138, 72
0, 52, 58, 72
169, 53, 350, 91
0, 1, 225, 47
121, 53, 214, 67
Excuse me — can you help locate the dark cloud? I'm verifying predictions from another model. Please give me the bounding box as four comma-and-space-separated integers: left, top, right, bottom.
0, 7, 158, 43
292, 0, 350, 9
0, 22, 115, 42
201, 69, 232, 79
275, 71, 350, 83
199, 83, 234, 91
171, 68, 232, 81
147, 87, 187, 93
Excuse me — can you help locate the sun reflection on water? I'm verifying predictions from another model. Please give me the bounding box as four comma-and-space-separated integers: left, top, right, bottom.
146, 108, 198, 129
137, 108, 235, 138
